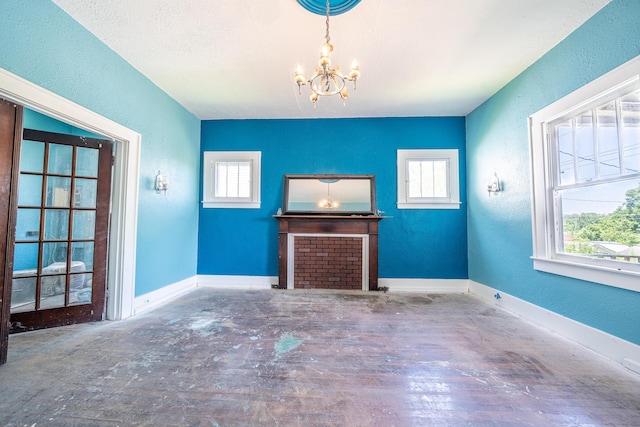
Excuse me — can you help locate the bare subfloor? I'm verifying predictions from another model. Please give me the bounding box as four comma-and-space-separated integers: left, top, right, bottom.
1, 288, 639, 426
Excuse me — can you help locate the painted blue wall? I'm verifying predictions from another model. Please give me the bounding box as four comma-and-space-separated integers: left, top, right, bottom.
0, 1, 201, 296
466, 0, 640, 345
199, 117, 468, 280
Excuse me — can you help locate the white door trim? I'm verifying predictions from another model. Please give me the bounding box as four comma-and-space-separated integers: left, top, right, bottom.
0, 67, 139, 320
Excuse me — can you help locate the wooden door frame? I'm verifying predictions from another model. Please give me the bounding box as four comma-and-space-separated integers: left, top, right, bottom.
0, 99, 22, 364
0, 67, 140, 322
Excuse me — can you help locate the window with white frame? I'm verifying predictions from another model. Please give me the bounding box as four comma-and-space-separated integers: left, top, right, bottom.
202, 151, 261, 208
397, 149, 460, 209
529, 56, 640, 292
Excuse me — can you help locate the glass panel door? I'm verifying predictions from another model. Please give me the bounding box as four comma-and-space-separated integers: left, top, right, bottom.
10, 129, 112, 331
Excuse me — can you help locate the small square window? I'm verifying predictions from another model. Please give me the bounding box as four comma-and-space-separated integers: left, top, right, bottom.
203, 151, 261, 208
397, 149, 460, 209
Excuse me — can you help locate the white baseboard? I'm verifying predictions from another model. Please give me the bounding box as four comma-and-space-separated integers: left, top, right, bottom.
133, 275, 198, 315
379, 278, 469, 293
468, 280, 640, 374
197, 275, 276, 290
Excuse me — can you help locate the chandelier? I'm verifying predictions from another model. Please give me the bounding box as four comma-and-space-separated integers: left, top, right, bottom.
294, 0, 361, 107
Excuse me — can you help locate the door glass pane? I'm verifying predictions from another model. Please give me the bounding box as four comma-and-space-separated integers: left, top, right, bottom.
72, 211, 96, 240
16, 208, 41, 241
13, 242, 39, 271
43, 209, 69, 240
20, 140, 44, 173
69, 273, 92, 306
72, 242, 94, 270
73, 178, 97, 208
11, 277, 37, 313
42, 243, 67, 271
40, 275, 66, 309
47, 143, 73, 175
76, 147, 99, 177
18, 174, 43, 206
69, 261, 88, 289
46, 176, 71, 207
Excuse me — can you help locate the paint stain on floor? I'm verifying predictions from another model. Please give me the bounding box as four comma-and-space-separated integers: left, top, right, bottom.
274, 332, 303, 357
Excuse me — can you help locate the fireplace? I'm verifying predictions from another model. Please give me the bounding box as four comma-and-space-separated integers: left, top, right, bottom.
276, 216, 381, 290
291, 234, 366, 290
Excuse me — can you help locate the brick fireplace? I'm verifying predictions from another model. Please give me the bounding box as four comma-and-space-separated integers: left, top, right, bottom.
292, 235, 365, 290
276, 216, 381, 290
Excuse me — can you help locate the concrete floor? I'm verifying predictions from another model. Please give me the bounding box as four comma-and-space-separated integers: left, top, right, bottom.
0, 288, 639, 426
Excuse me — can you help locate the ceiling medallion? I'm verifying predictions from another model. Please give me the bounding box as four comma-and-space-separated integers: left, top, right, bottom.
296, 0, 361, 16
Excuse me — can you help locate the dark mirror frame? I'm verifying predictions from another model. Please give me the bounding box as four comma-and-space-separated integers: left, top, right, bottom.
282, 174, 377, 216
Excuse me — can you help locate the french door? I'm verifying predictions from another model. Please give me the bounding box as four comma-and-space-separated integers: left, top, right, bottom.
9, 129, 112, 332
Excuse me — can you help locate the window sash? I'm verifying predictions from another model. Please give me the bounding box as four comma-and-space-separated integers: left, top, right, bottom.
405, 158, 450, 201
214, 160, 252, 199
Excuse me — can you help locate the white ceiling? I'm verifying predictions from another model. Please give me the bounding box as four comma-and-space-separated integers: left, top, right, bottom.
52, 0, 611, 120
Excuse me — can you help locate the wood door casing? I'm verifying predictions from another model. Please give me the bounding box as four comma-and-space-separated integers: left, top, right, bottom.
0, 99, 23, 365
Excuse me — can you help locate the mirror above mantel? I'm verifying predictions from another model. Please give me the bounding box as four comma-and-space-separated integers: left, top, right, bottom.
282, 174, 377, 216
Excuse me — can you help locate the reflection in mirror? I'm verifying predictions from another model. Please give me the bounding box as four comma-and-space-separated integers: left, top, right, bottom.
283, 174, 376, 215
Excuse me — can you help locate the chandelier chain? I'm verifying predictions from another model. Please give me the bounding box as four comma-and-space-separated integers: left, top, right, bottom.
325, 0, 331, 45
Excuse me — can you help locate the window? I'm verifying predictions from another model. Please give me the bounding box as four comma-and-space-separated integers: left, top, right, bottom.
397, 149, 460, 209
529, 56, 640, 292
202, 151, 261, 208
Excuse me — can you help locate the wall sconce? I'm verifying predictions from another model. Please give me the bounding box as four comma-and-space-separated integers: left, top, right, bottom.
487, 172, 501, 195
155, 171, 169, 193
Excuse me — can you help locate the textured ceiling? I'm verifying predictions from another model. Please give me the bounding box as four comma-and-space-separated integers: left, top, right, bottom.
52, 0, 611, 120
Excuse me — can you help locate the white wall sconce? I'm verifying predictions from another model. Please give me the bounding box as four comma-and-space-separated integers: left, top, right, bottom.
155, 171, 169, 193
487, 172, 501, 195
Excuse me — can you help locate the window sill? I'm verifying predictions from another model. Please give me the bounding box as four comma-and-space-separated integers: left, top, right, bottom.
532, 257, 640, 293
202, 201, 260, 209
397, 202, 461, 210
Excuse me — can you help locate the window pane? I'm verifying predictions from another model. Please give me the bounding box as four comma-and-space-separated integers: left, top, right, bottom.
47, 143, 73, 175
76, 147, 99, 177
215, 161, 251, 198
46, 176, 71, 207
72, 210, 96, 240
557, 120, 575, 186
20, 140, 44, 173
42, 243, 67, 270
13, 242, 39, 271
44, 209, 69, 240
18, 173, 43, 206
11, 277, 36, 313
16, 208, 41, 241
407, 160, 447, 198
69, 273, 92, 306
620, 90, 640, 176
575, 113, 596, 183
558, 178, 640, 262
73, 178, 97, 208
433, 160, 448, 198
595, 101, 620, 178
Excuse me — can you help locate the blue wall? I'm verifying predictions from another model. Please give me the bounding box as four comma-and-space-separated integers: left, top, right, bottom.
466, 0, 640, 345
0, 1, 201, 296
199, 117, 468, 280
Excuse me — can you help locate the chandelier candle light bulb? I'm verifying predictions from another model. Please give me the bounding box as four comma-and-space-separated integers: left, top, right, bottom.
294, 0, 360, 107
